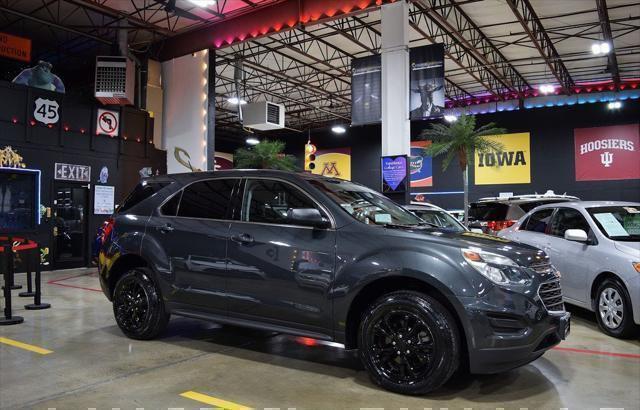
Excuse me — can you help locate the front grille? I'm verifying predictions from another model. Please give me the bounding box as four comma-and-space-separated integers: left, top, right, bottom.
538, 279, 565, 312
529, 261, 552, 274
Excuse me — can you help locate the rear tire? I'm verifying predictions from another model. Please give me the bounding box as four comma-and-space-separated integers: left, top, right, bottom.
358, 291, 460, 395
113, 268, 169, 340
595, 278, 637, 339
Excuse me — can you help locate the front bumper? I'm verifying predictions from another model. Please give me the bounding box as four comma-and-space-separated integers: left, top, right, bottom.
460, 285, 571, 374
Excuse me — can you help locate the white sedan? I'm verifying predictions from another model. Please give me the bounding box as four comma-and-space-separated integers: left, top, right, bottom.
499, 201, 640, 338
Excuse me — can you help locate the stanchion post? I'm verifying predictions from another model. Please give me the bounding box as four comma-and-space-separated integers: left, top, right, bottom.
19, 247, 35, 298
25, 243, 51, 310
1, 244, 24, 325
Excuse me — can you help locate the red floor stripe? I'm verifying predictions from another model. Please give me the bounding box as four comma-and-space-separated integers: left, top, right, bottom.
553, 346, 640, 359
47, 272, 102, 292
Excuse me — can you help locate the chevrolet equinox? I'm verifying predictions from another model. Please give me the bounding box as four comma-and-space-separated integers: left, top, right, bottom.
98, 170, 570, 395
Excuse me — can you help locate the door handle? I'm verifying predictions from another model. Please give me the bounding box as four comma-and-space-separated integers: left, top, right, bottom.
231, 233, 254, 245
157, 223, 175, 233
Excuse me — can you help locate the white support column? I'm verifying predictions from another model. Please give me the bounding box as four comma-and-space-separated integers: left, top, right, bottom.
381, 0, 411, 157
161, 50, 209, 173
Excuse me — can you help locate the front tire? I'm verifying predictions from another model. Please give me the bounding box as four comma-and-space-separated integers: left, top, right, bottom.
113, 268, 169, 340
358, 291, 460, 395
595, 278, 637, 339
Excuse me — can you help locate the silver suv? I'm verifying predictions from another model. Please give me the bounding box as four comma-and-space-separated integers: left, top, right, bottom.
499, 201, 640, 338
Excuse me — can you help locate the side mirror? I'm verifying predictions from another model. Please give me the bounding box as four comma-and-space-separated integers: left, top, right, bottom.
287, 208, 330, 229
564, 229, 588, 242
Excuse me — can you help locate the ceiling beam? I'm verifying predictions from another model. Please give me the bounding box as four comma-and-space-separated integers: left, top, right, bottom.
505, 0, 574, 93
595, 0, 620, 88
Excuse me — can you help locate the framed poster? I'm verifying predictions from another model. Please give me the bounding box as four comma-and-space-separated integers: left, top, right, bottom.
574, 124, 639, 181
94, 185, 115, 215
381, 155, 409, 193
474, 133, 531, 185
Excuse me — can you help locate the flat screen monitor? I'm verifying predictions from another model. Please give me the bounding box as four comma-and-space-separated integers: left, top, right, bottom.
0, 168, 41, 234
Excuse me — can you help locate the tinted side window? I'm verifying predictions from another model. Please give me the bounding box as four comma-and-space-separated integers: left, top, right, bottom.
524, 208, 554, 233
160, 191, 182, 216
178, 179, 238, 220
242, 179, 318, 225
468, 203, 509, 221
119, 182, 170, 213
550, 208, 591, 237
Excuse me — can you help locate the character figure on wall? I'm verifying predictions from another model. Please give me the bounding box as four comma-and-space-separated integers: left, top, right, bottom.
0, 146, 26, 168
98, 166, 109, 184
12, 61, 65, 93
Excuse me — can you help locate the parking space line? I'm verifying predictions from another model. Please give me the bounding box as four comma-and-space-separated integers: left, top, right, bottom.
180, 391, 252, 410
553, 346, 640, 359
0, 336, 53, 355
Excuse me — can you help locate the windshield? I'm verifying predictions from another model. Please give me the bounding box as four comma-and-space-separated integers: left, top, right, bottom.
410, 209, 466, 232
587, 205, 640, 242
310, 179, 424, 226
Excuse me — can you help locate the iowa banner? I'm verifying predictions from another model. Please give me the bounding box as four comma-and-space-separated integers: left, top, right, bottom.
574, 124, 639, 181
351, 55, 381, 125
311, 147, 352, 181
475, 133, 531, 185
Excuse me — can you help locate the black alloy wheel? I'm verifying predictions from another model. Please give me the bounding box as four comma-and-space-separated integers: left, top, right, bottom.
113, 268, 169, 340
359, 291, 460, 395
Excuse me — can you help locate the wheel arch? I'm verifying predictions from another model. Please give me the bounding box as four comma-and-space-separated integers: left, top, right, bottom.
105, 253, 149, 300
343, 275, 470, 369
590, 271, 634, 318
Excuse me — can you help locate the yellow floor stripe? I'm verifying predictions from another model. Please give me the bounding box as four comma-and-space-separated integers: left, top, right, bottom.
0, 336, 53, 355
180, 391, 252, 410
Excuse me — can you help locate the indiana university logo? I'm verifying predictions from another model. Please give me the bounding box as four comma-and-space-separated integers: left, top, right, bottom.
600, 151, 613, 167
321, 161, 340, 177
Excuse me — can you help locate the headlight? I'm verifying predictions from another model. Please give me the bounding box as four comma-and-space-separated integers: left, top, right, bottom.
461, 248, 532, 285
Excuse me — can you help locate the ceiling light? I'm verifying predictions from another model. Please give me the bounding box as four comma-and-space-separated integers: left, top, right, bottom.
331, 125, 347, 134
591, 42, 610, 55
607, 101, 622, 110
227, 97, 247, 105
539, 84, 555, 94
188, 0, 216, 6
444, 115, 458, 123
246, 137, 260, 145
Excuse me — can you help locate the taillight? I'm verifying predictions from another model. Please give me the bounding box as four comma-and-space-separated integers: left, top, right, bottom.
486, 220, 516, 232
101, 218, 114, 244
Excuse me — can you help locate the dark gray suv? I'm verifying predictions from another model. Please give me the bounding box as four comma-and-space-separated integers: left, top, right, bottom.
98, 170, 570, 395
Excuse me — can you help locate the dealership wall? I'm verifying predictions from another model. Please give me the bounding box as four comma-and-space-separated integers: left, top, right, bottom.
0, 80, 166, 267
295, 99, 640, 209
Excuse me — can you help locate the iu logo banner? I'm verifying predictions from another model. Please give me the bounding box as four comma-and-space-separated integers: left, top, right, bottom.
574, 124, 640, 181
474, 133, 531, 185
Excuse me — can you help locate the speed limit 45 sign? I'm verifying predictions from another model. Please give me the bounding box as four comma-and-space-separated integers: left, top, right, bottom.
96, 108, 120, 137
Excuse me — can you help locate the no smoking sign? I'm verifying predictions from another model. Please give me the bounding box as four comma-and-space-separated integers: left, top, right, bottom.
96, 108, 120, 137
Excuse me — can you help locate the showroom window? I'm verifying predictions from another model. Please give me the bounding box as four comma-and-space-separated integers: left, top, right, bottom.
549, 208, 591, 237
523, 208, 554, 233
177, 179, 238, 220
242, 179, 319, 225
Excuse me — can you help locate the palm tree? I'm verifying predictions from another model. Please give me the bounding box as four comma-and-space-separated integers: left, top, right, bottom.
420, 114, 506, 226
234, 139, 297, 171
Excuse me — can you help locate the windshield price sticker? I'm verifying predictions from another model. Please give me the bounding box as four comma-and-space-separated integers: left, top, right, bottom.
593, 213, 630, 237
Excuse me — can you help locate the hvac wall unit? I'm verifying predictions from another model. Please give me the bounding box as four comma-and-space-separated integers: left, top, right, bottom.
243, 102, 285, 130
94, 56, 135, 105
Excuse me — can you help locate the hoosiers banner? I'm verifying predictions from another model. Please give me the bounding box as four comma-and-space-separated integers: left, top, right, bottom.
351, 55, 381, 125
409, 44, 445, 120
474, 133, 531, 185
574, 124, 639, 181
